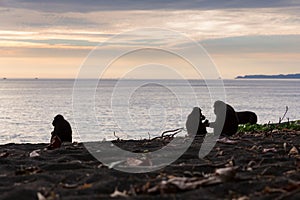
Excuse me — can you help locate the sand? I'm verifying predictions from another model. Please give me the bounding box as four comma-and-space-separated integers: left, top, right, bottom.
0, 130, 300, 200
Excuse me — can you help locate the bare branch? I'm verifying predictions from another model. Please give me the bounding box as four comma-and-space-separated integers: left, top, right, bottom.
161, 128, 184, 137
113, 131, 120, 141
279, 106, 289, 124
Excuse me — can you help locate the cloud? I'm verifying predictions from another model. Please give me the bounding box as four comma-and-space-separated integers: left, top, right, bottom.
1, 0, 299, 13
1, 38, 98, 47
1, 7, 299, 42
201, 35, 300, 54
1, 1, 299, 79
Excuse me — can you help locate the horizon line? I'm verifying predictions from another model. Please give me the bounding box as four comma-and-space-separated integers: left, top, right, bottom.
0, 77, 226, 81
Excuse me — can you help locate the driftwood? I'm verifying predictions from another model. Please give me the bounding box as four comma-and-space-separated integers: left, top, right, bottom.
112, 128, 184, 142
151, 128, 183, 141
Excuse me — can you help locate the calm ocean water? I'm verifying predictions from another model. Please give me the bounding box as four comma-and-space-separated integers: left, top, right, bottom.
0, 79, 299, 144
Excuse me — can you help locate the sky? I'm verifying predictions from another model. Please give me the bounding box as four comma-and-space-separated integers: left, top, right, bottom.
0, 0, 299, 79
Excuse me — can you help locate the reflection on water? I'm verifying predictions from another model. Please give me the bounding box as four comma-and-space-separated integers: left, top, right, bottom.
0, 79, 299, 144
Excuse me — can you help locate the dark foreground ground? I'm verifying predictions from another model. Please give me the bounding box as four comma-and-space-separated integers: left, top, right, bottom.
0, 130, 300, 200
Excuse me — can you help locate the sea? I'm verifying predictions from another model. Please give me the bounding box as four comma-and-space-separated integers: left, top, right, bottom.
0, 79, 299, 144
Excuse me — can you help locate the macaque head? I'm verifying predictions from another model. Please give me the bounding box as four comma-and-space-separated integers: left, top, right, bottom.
52, 114, 64, 126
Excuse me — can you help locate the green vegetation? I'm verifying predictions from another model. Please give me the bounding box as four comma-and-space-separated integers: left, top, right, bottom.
238, 120, 300, 133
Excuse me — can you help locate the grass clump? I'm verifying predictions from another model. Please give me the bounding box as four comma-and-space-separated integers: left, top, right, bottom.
238, 120, 300, 133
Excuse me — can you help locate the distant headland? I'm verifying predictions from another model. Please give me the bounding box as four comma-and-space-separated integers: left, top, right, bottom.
236, 73, 300, 79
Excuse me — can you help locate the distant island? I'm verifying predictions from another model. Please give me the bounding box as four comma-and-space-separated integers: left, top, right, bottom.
236, 73, 300, 79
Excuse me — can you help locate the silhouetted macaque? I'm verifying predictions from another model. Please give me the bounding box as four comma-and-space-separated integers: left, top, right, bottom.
186, 107, 208, 137
209, 101, 238, 136
236, 111, 257, 124
48, 114, 72, 149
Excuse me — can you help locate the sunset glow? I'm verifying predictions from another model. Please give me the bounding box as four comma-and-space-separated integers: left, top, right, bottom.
0, 1, 299, 79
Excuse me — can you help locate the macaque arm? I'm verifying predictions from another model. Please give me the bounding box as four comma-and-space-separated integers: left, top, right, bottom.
209, 122, 216, 128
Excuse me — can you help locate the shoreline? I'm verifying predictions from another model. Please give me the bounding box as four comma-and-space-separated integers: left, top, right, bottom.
1, 130, 300, 199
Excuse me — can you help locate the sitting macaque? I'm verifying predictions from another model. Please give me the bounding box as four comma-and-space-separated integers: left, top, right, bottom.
236, 111, 257, 124
47, 114, 72, 149
208, 101, 238, 137
186, 107, 208, 137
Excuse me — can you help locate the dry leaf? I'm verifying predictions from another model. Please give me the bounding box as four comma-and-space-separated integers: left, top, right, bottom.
127, 158, 143, 166
110, 188, 128, 198
39, 191, 58, 200
282, 128, 291, 132
30, 150, 40, 158
146, 169, 238, 194
283, 142, 287, 152
78, 183, 93, 190
141, 157, 153, 166
108, 160, 125, 169
263, 186, 286, 193
0, 152, 9, 158
262, 148, 277, 153
283, 181, 300, 191
247, 160, 256, 167
142, 181, 151, 191
216, 150, 224, 156
250, 145, 258, 150
148, 176, 222, 193
61, 183, 78, 189
217, 137, 238, 144
236, 196, 250, 200
289, 146, 299, 155
37, 192, 46, 200
215, 166, 237, 181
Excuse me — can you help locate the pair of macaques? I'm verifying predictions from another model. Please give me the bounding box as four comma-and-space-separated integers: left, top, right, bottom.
186, 100, 257, 137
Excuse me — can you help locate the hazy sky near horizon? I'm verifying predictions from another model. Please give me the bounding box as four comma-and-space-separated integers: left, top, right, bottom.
0, 0, 300, 79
